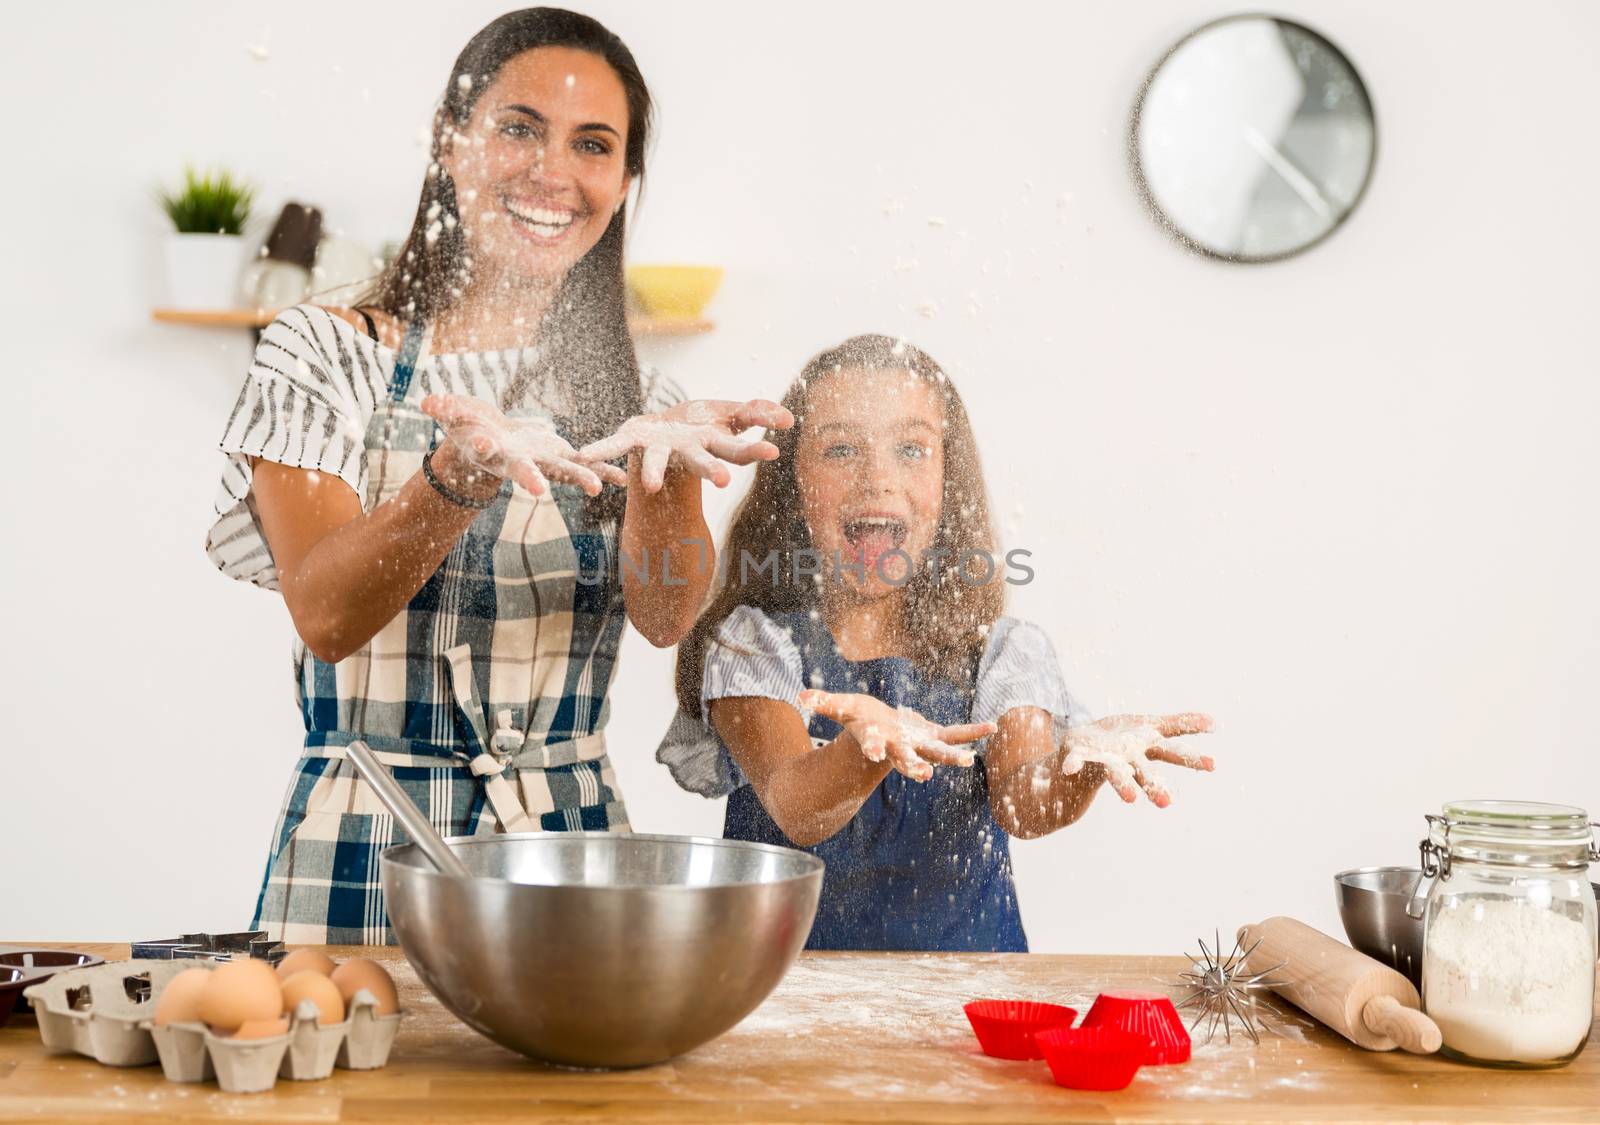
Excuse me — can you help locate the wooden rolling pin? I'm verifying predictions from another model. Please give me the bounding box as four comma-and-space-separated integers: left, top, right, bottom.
1237, 917, 1442, 1054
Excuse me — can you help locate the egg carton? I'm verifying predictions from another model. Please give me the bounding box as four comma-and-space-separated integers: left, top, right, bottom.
24, 960, 400, 1095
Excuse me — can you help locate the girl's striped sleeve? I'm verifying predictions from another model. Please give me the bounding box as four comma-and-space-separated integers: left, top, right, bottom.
655, 606, 805, 797
971, 618, 1095, 752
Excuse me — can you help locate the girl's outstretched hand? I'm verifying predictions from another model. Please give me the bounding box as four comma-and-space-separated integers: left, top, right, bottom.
798, 689, 996, 783
420, 394, 627, 498
575, 399, 795, 493
1060, 713, 1215, 808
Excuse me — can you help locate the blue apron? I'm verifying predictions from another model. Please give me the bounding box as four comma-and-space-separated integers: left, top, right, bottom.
723, 611, 1028, 952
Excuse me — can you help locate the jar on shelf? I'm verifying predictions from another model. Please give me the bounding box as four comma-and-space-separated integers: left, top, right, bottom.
1411, 800, 1598, 1068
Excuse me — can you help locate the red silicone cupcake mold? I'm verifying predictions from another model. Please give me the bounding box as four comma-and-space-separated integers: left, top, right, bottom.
1036, 1026, 1150, 1091
1080, 989, 1191, 1064
963, 999, 1078, 1060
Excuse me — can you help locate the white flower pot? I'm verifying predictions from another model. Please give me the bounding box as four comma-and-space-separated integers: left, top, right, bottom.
163, 232, 248, 309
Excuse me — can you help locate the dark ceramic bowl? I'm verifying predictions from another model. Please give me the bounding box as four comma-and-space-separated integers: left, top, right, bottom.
0, 968, 25, 1028
0, 949, 106, 1015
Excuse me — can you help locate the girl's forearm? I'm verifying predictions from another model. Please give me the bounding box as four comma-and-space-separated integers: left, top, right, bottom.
986, 708, 1104, 839
620, 458, 714, 646
991, 754, 1104, 839
758, 734, 890, 847
279, 444, 492, 662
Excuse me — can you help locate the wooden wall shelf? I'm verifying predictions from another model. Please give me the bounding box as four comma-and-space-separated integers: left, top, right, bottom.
152, 308, 271, 328
151, 308, 714, 337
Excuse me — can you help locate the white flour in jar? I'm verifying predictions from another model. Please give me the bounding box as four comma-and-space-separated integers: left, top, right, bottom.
1422, 897, 1595, 1062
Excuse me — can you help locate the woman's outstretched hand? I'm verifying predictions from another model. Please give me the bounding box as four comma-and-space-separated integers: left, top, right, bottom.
1060, 712, 1215, 808
798, 689, 997, 783
576, 399, 795, 493
420, 394, 628, 498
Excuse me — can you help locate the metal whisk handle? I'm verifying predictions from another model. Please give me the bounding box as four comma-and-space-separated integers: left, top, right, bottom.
347, 740, 472, 878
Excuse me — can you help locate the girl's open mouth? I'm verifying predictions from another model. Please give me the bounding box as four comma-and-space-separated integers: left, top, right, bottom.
842, 516, 908, 572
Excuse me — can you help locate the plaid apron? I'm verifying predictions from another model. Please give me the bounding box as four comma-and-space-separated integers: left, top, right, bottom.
252, 318, 631, 944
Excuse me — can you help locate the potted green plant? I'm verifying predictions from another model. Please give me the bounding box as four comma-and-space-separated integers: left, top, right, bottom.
158, 168, 254, 309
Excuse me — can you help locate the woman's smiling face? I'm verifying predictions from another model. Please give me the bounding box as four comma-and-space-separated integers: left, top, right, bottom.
795, 368, 946, 600
443, 46, 631, 284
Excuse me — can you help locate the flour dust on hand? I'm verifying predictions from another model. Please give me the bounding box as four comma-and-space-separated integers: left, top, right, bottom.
798, 688, 995, 783
1059, 712, 1216, 807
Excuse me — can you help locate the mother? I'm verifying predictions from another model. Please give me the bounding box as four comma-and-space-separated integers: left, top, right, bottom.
206, 8, 788, 943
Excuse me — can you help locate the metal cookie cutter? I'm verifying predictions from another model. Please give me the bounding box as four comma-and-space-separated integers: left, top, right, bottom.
131, 931, 285, 966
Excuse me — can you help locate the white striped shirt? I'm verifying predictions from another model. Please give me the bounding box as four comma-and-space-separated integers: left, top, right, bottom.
205, 303, 681, 590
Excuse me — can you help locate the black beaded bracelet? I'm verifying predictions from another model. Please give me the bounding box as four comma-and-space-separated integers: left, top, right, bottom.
422, 447, 498, 509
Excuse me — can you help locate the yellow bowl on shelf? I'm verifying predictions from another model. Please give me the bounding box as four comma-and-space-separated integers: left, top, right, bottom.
626, 265, 724, 320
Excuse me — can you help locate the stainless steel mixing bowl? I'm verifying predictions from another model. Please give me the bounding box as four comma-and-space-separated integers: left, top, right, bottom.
381, 832, 823, 1068
1336, 869, 1600, 989
1334, 866, 1426, 987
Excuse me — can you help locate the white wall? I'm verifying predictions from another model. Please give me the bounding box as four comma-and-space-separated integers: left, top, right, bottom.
4, 0, 1597, 950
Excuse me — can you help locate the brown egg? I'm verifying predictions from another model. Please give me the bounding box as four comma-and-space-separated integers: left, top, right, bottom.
231, 1016, 289, 1039
275, 949, 337, 980
153, 967, 213, 1027
281, 970, 345, 1026
198, 958, 283, 1032
329, 958, 399, 1016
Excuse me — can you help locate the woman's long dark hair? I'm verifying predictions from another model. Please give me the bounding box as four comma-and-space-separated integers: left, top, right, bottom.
675, 335, 1006, 714
362, 8, 651, 522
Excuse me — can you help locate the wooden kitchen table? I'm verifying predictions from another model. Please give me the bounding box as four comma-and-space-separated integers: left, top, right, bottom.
1, 943, 1595, 1123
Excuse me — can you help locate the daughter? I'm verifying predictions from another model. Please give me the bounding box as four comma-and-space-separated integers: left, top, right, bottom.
656, 335, 1215, 952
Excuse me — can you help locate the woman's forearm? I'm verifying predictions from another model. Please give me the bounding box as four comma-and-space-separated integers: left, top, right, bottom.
620, 458, 713, 647
272, 443, 495, 662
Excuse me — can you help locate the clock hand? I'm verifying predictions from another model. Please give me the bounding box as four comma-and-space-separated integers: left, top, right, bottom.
1242, 125, 1334, 218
